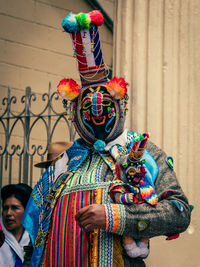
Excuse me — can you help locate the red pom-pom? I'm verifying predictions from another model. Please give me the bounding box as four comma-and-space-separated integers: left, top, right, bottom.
88, 10, 104, 26
57, 78, 81, 101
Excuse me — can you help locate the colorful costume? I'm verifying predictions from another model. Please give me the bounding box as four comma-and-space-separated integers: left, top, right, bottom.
22, 10, 191, 267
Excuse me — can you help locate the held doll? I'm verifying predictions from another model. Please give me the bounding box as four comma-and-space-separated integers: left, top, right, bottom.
109, 132, 157, 258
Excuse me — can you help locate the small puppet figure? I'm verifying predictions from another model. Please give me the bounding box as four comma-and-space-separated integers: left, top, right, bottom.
109, 132, 158, 258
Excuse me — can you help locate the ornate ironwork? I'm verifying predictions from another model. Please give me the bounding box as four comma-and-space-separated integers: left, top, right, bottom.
0, 83, 76, 187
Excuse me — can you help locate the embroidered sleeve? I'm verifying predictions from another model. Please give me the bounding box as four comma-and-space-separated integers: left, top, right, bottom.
103, 203, 126, 235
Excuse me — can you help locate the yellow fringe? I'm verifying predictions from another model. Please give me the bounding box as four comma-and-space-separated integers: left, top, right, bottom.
113, 235, 124, 267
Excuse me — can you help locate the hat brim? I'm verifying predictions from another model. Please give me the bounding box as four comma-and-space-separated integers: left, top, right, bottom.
34, 160, 53, 169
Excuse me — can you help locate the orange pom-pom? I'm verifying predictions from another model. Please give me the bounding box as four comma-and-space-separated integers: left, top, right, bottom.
106, 77, 128, 99
57, 79, 81, 100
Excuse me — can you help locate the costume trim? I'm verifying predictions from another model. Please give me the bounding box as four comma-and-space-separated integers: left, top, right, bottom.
104, 203, 126, 235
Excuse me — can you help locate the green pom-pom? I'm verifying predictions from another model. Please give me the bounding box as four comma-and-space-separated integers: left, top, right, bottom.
75, 13, 91, 30
189, 204, 194, 212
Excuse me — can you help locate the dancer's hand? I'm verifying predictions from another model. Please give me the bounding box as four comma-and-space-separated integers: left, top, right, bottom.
75, 204, 106, 232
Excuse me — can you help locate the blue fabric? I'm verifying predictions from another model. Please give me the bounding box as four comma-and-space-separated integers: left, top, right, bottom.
66, 138, 92, 172
29, 246, 44, 267
22, 166, 55, 267
142, 150, 159, 188
22, 195, 39, 245
14, 254, 22, 267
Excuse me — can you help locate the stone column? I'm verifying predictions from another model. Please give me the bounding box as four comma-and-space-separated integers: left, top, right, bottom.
113, 0, 200, 266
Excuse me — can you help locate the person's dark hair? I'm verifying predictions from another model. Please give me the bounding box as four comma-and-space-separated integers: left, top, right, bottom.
1, 183, 32, 209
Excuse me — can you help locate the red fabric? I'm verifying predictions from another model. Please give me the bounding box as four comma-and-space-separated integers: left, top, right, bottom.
0, 221, 5, 247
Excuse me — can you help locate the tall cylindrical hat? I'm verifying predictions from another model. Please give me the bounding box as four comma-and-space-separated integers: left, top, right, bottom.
62, 11, 108, 88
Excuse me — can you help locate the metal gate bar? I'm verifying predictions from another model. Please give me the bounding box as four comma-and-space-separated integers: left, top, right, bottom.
0, 83, 75, 188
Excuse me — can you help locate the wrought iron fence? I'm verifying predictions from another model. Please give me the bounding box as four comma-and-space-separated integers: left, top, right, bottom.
0, 83, 76, 188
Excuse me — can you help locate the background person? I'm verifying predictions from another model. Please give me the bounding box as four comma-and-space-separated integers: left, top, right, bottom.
34, 141, 73, 169
0, 221, 5, 247
0, 183, 32, 267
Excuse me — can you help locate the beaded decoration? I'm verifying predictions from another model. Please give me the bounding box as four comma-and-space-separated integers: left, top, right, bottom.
62, 100, 74, 121
91, 25, 95, 52
73, 33, 77, 57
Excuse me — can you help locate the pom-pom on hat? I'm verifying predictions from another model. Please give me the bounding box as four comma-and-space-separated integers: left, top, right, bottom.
57, 79, 81, 100
75, 13, 91, 30
62, 10, 103, 33
88, 10, 104, 26
62, 13, 80, 33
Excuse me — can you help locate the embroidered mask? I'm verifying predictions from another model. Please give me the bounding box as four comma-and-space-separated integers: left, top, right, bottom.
73, 85, 125, 145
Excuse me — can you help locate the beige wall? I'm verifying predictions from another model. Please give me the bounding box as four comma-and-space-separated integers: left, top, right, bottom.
0, 0, 114, 186
98, 0, 115, 19
0, 0, 113, 94
114, 0, 199, 266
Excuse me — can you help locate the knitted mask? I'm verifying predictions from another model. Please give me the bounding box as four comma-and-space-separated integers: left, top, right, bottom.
74, 84, 125, 145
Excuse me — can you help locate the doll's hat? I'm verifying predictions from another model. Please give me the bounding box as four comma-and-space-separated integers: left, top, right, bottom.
34, 141, 73, 169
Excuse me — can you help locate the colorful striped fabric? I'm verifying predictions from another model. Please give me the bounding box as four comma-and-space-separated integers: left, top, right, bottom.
108, 179, 158, 206
43, 189, 101, 267
139, 180, 158, 205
